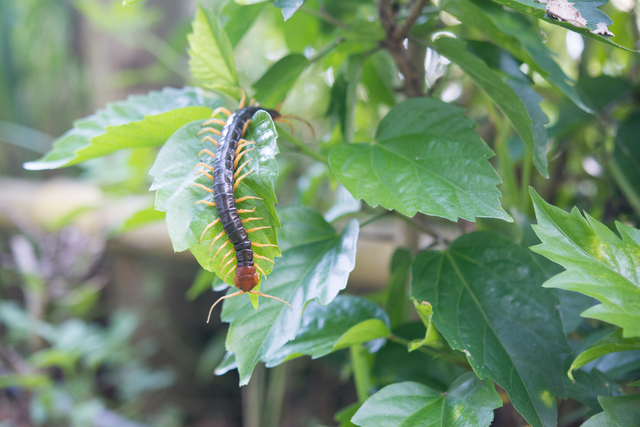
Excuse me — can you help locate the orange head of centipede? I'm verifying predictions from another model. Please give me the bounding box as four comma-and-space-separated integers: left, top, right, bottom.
234, 265, 259, 292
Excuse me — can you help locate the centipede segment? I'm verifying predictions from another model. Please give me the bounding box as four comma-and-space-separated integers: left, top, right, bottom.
194, 100, 292, 320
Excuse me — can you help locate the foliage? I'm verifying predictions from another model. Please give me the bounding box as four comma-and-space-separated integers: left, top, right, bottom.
13, 0, 640, 425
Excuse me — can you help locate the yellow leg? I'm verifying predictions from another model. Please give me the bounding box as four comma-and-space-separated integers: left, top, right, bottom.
191, 183, 214, 193
249, 98, 257, 106
196, 170, 213, 180
202, 118, 226, 127
234, 148, 255, 169
198, 127, 222, 136
237, 206, 256, 214
212, 239, 229, 256
253, 254, 275, 263
255, 263, 266, 277
199, 219, 220, 241
234, 170, 254, 190
246, 226, 271, 234
195, 200, 216, 207
233, 160, 251, 181
219, 248, 235, 268
193, 162, 214, 172
207, 290, 244, 323
201, 136, 219, 147
199, 149, 217, 158
236, 195, 263, 204
241, 119, 252, 137
224, 264, 237, 281
211, 107, 232, 118
239, 89, 247, 109
235, 140, 256, 158
251, 242, 277, 248
241, 217, 265, 224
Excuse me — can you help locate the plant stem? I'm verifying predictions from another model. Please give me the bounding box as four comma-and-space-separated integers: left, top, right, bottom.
520, 149, 533, 213
388, 334, 469, 367
488, 103, 518, 210
391, 211, 449, 243
360, 210, 391, 227
275, 124, 328, 165
350, 344, 372, 403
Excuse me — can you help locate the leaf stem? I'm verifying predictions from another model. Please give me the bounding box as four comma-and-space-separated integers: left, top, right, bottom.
520, 150, 533, 213
388, 334, 469, 367
391, 211, 449, 244
275, 124, 328, 165
350, 344, 372, 403
360, 210, 391, 227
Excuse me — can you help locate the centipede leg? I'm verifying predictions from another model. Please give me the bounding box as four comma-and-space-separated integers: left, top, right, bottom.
236, 196, 263, 203
191, 183, 214, 193
196, 170, 213, 180
234, 148, 255, 169
212, 239, 230, 256
202, 118, 226, 127
207, 291, 244, 323
241, 217, 265, 224
245, 226, 271, 233
201, 136, 219, 147
198, 127, 222, 136
233, 160, 251, 180
239, 90, 247, 109
235, 140, 256, 158
241, 120, 252, 137
237, 206, 257, 214
195, 200, 216, 207
199, 149, 217, 158
224, 265, 237, 281
255, 263, 266, 278
200, 219, 221, 241
193, 163, 214, 172
253, 254, 275, 263
251, 242, 277, 248
234, 170, 254, 190
219, 248, 235, 268
211, 107, 232, 118
248, 290, 292, 308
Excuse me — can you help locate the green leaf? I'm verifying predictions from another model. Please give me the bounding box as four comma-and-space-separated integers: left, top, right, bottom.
443, 0, 592, 112
273, 0, 306, 20
569, 329, 640, 380
222, 1, 267, 47
386, 248, 413, 329
408, 300, 440, 352
433, 37, 541, 173
610, 113, 640, 217
24, 87, 221, 170
149, 111, 281, 287
361, 51, 397, 108
351, 373, 502, 427
582, 394, 640, 427
565, 369, 621, 410
122, 0, 141, 5
221, 206, 359, 385
188, 5, 240, 98
262, 295, 390, 367
329, 97, 510, 222
412, 231, 570, 427
252, 54, 310, 107
529, 188, 640, 338
489, 0, 633, 51
110, 206, 166, 236
327, 55, 365, 143
336, 403, 362, 427
186, 270, 217, 301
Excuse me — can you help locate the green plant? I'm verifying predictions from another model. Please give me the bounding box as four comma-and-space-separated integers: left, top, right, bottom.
22, 0, 640, 425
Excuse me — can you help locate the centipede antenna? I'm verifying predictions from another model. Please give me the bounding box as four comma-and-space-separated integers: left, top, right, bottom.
248, 290, 292, 308
191, 183, 214, 193
275, 117, 294, 134
203, 118, 227, 127
195, 200, 216, 207
279, 115, 316, 140
211, 107, 232, 118
207, 291, 245, 323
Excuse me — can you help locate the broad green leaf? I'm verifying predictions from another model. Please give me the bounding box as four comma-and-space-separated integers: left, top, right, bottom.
386, 248, 413, 329
412, 231, 570, 427
263, 295, 390, 367
466, 40, 549, 177
324, 185, 362, 223
222, 1, 267, 47
329, 98, 510, 222
274, 0, 306, 20
336, 403, 361, 427
529, 188, 640, 338
327, 55, 365, 143
569, 329, 640, 380
433, 37, 540, 174
582, 394, 640, 427
149, 111, 281, 287
361, 51, 397, 108
489, 0, 633, 51
188, 5, 240, 98
109, 206, 165, 236
442, 0, 592, 112
252, 54, 310, 107
221, 206, 359, 385
351, 373, 502, 427
565, 369, 621, 410
610, 114, 640, 216
24, 87, 221, 170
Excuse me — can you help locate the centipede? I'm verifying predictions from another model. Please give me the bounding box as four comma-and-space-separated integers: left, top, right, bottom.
191, 93, 292, 321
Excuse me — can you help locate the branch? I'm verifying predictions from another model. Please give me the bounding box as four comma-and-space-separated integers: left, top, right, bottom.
395, 0, 428, 40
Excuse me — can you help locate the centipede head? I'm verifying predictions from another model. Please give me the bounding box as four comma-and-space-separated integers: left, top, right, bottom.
235, 265, 260, 292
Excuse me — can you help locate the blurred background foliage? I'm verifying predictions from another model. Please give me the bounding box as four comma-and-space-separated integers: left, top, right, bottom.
0, 0, 638, 426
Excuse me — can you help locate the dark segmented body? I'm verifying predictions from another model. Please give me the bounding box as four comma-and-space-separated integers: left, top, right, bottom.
212, 107, 275, 268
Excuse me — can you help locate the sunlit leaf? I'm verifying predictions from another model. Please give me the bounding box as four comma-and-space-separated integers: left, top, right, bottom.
273, 0, 306, 20
530, 188, 640, 338
253, 54, 310, 107
412, 231, 570, 427
330, 98, 510, 222
351, 373, 502, 427
569, 329, 640, 380
24, 87, 220, 170
221, 206, 359, 385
